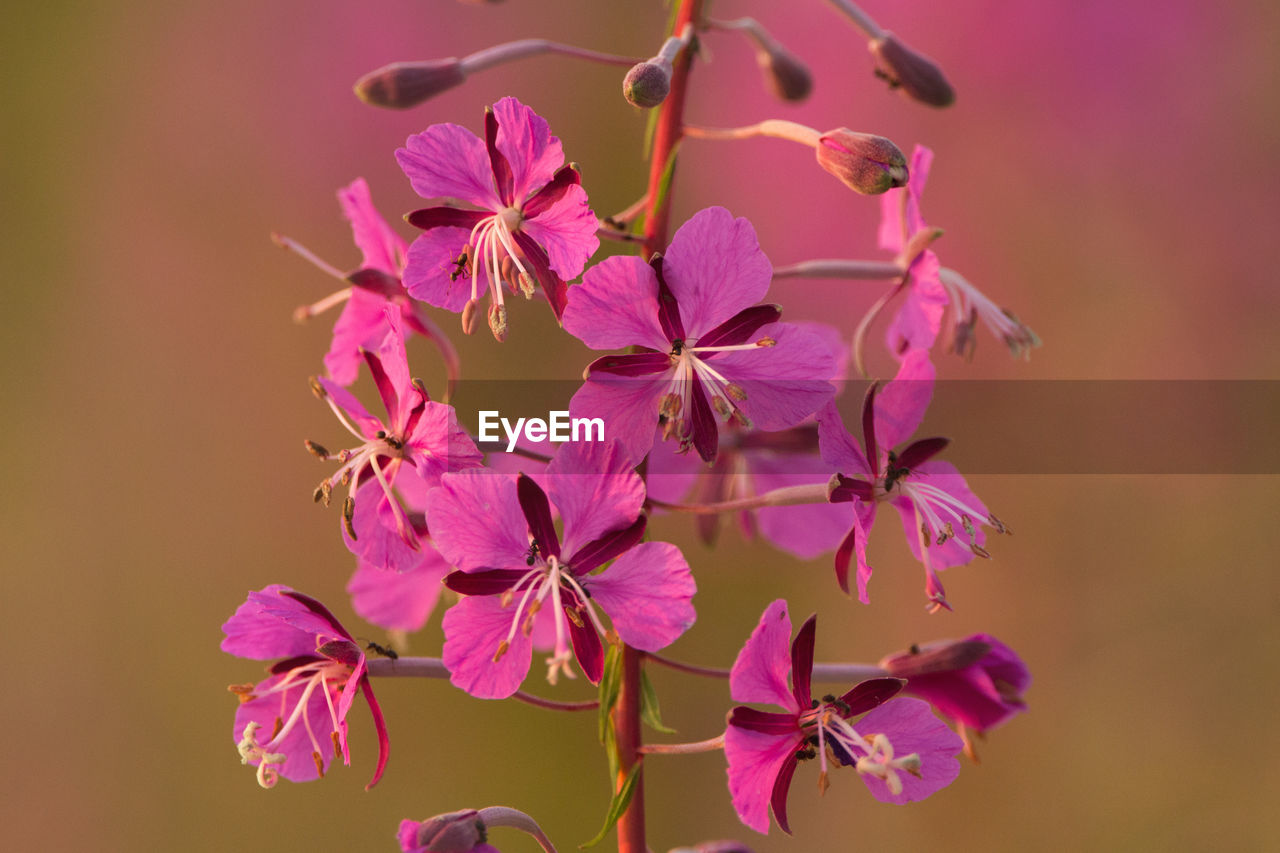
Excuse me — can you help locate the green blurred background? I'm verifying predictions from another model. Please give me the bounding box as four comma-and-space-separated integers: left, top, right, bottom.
3, 1, 1278, 850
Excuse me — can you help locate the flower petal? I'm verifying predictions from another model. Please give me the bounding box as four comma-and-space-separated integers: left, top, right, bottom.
547, 439, 646, 557
519, 183, 599, 282
563, 254, 668, 351
874, 347, 935, 450
663, 207, 772, 337
221, 584, 329, 659
492, 96, 566, 203
713, 323, 838, 431
854, 697, 962, 804
724, 724, 799, 835
346, 553, 449, 633
729, 599, 798, 711
402, 227, 474, 313
338, 178, 407, 274
397, 124, 501, 209
568, 373, 669, 467
441, 595, 533, 699
585, 541, 695, 651
426, 470, 529, 572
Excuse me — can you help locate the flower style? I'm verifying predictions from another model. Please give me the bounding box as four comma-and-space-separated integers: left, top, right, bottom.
876, 145, 1037, 360
818, 349, 1008, 610
222, 584, 389, 789
725, 600, 962, 835
310, 310, 482, 572
428, 440, 696, 698
565, 206, 839, 465
396, 96, 599, 339
283, 178, 459, 389
881, 634, 1030, 753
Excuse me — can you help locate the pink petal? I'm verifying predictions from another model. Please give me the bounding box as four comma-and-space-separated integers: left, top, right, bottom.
568, 373, 670, 466
406, 401, 484, 487
664, 207, 772, 337
563, 255, 668, 351
585, 542, 695, 651
397, 124, 501, 210
713, 322, 838, 431
886, 249, 947, 358
346, 552, 449, 632
877, 145, 933, 253
233, 673, 341, 783
492, 96, 565, 203
342, 478, 425, 574
750, 452, 852, 559
426, 470, 529, 572
221, 585, 337, 659
338, 178, 406, 274
729, 599, 798, 711
546, 440, 645, 557
441, 595, 532, 699
325, 288, 395, 386
853, 697, 962, 804
816, 401, 873, 478
520, 183, 599, 282
316, 376, 383, 439
403, 227, 474, 313
724, 724, 798, 835
874, 347, 936, 451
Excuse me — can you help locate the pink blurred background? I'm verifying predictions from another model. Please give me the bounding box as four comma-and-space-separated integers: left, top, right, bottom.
4, 0, 1278, 850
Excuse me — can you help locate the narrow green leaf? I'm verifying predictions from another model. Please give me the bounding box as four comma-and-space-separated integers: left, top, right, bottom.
642, 106, 661, 162
640, 669, 677, 734
597, 643, 622, 744
579, 763, 642, 849
649, 141, 682, 228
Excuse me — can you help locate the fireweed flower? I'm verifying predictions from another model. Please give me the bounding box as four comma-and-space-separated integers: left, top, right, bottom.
396, 96, 599, 339
282, 178, 459, 388
222, 584, 389, 789
310, 310, 482, 572
819, 350, 1008, 611
881, 634, 1030, 752
428, 440, 696, 698
725, 600, 962, 834
565, 206, 838, 464
877, 145, 1037, 360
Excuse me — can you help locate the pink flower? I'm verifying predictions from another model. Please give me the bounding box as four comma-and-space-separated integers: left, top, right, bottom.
877, 146, 1037, 360
346, 547, 452, 633
428, 441, 696, 698
818, 349, 1008, 610
396, 97, 599, 339
725, 600, 962, 835
282, 178, 460, 389
565, 206, 838, 464
222, 585, 389, 789
310, 310, 482, 572
881, 634, 1030, 742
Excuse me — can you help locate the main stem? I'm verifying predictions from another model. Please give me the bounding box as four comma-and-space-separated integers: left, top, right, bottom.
619, 3, 702, 851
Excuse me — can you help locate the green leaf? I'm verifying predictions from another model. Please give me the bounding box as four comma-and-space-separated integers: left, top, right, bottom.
647, 141, 682, 232
640, 669, 676, 734
642, 105, 661, 162
579, 763, 642, 849
597, 643, 622, 744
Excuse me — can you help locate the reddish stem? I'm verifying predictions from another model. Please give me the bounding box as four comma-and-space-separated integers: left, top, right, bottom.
613, 644, 646, 853
642, 0, 703, 257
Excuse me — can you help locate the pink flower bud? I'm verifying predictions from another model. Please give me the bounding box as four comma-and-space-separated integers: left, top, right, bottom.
815, 129, 908, 195
354, 60, 467, 109
869, 33, 955, 108
879, 634, 1030, 732
623, 58, 672, 108
398, 810, 486, 853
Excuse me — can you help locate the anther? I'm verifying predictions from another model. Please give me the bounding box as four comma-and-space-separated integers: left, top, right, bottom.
493, 639, 510, 662
331, 730, 342, 759
227, 683, 257, 703
313, 483, 328, 505
517, 271, 536, 299
308, 377, 328, 399
312, 751, 325, 777
488, 303, 508, 342
988, 513, 1010, 535
343, 496, 358, 539
725, 383, 748, 401
304, 439, 329, 459
755, 336, 776, 347
461, 299, 480, 335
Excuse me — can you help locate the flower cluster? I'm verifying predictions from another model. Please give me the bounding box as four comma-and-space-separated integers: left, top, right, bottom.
224, 6, 1037, 850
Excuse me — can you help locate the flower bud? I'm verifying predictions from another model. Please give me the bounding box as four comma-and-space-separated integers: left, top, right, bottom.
815, 130, 908, 195
398, 810, 486, 853
757, 44, 812, 102
623, 58, 672, 109
869, 33, 955, 108
354, 60, 467, 110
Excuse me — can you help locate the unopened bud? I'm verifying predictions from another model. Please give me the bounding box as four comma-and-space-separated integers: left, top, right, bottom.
354, 60, 467, 110
758, 45, 812, 102
869, 33, 955, 108
403, 809, 486, 853
815, 129, 908, 195
623, 58, 672, 109
670, 843, 757, 853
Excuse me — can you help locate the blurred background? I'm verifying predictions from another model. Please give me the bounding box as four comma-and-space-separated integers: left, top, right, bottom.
3, 0, 1278, 850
